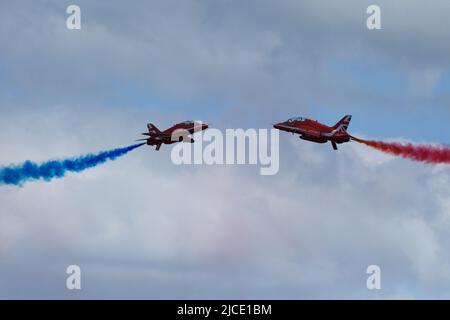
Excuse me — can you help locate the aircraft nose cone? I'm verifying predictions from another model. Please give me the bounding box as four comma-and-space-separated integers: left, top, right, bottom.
273, 123, 282, 130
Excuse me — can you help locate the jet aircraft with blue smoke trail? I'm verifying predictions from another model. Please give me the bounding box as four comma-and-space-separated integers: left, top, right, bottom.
136, 121, 209, 151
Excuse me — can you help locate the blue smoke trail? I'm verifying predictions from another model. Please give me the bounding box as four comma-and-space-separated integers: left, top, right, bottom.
0, 143, 145, 186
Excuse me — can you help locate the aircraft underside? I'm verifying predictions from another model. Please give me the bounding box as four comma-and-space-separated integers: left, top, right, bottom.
300, 135, 350, 150
300, 135, 327, 143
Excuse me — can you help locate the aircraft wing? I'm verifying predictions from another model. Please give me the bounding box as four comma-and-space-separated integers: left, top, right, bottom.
155, 133, 173, 138
301, 129, 322, 137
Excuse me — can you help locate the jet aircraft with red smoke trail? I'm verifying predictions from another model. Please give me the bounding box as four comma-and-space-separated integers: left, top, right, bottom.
136, 121, 209, 151
274, 115, 352, 150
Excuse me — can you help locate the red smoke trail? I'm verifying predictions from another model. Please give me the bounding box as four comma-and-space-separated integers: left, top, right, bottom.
350, 136, 450, 164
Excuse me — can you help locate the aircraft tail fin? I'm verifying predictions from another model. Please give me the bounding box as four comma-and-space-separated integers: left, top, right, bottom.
147, 123, 161, 135
333, 115, 352, 132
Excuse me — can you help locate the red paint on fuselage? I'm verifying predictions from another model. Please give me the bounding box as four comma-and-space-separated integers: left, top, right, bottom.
139, 121, 209, 150
273, 115, 352, 149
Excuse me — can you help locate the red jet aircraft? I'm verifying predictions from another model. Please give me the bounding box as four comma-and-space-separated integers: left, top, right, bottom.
274, 115, 352, 150
136, 121, 209, 151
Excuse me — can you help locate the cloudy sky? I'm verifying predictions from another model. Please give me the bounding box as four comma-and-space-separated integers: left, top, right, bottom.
1, 0, 450, 299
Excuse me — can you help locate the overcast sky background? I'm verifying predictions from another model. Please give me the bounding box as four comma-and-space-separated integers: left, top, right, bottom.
1, 0, 450, 299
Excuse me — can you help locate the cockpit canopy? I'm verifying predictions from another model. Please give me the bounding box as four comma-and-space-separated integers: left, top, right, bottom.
287, 117, 304, 122
182, 120, 195, 125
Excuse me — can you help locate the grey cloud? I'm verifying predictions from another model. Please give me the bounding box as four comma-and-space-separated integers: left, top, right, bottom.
1, 0, 450, 114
